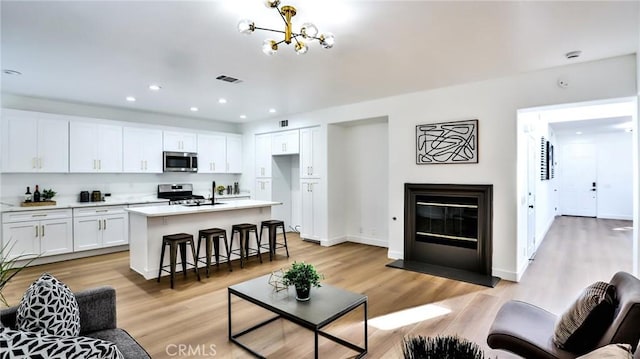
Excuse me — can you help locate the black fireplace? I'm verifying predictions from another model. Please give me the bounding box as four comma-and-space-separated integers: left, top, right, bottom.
388, 183, 496, 287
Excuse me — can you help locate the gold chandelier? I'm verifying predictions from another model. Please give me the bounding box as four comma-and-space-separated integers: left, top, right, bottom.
237, 0, 335, 55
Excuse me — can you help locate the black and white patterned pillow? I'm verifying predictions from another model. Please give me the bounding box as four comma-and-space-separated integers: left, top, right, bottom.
553, 281, 617, 354
0, 327, 124, 359
16, 273, 81, 337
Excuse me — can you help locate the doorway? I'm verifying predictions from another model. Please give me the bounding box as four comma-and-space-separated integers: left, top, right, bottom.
517, 97, 637, 280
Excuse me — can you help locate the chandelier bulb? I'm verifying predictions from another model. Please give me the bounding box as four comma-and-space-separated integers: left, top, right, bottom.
295, 41, 309, 55
262, 39, 278, 55
319, 33, 335, 49
264, 0, 280, 8
238, 19, 255, 34
300, 23, 318, 39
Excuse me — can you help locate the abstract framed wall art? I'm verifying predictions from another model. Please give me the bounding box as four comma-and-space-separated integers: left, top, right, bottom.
416, 119, 478, 164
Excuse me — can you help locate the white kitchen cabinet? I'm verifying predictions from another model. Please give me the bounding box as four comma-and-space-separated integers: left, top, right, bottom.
163, 131, 197, 152
69, 122, 123, 172
197, 133, 226, 173
300, 127, 321, 178
255, 178, 272, 201
123, 127, 163, 173
255, 134, 272, 178
1, 109, 69, 173
271, 130, 299, 155
226, 134, 243, 173
300, 179, 322, 240
1, 209, 73, 260
73, 206, 128, 251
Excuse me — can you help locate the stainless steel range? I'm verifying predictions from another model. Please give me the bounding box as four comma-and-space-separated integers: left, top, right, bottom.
158, 183, 211, 206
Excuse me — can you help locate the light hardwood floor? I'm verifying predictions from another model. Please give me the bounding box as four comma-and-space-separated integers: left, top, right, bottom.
1, 216, 633, 358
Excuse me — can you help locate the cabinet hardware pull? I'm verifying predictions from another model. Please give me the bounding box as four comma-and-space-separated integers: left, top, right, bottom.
103, 219, 107, 230
35, 225, 39, 238
41, 225, 44, 237
32, 214, 47, 217
39, 158, 43, 169
96, 209, 108, 213
144, 160, 148, 170
98, 159, 101, 170
93, 159, 96, 169
98, 220, 102, 230
141, 161, 144, 170
32, 158, 37, 169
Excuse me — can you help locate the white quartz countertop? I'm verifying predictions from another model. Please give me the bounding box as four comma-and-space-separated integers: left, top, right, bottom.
1, 195, 169, 213
126, 200, 281, 217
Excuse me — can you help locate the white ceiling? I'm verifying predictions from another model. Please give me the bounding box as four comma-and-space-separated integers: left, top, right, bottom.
2, 1, 638, 124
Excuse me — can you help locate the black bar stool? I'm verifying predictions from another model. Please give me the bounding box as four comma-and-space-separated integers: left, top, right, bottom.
196, 228, 232, 277
229, 223, 262, 268
259, 220, 290, 261
158, 233, 200, 289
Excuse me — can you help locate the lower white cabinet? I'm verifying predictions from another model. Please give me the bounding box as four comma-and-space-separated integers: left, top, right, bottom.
73, 206, 128, 251
300, 179, 321, 240
1, 209, 73, 260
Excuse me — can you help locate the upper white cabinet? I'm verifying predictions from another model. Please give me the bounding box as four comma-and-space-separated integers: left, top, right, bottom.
123, 127, 163, 173
255, 134, 272, 178
300, 127, 321, 178
198, 133, 242, 173
226, 134, 243, 173
271, 130, 299, 155
1, 109, 69, 173
164, 131, 197, 152
70, 122, 123, 172
197, 134, 226, 173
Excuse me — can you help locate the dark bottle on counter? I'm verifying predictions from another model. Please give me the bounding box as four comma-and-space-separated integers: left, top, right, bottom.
33, 185, 41, 202
24, 186, 32, 203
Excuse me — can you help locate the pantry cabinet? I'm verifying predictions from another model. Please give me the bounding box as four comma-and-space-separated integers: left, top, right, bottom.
300, 127, 321, 178
255, 134, 272, 178
1, 109, 69, 173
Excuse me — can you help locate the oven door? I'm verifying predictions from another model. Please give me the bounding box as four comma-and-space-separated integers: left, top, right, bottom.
163, 152, 198, 172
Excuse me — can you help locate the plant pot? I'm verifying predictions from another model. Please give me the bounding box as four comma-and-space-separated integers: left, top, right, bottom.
295, 286, 311, 301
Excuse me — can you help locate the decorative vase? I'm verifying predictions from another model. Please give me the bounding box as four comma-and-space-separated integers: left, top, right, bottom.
295, 286, 311, 301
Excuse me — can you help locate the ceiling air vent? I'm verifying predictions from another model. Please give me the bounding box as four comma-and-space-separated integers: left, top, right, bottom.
216, 75, 242, 84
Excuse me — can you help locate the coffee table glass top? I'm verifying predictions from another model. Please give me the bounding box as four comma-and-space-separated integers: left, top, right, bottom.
229, 274, 367, 327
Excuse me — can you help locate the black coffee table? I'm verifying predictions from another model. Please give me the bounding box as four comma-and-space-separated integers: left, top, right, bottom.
228, 274, 368, 358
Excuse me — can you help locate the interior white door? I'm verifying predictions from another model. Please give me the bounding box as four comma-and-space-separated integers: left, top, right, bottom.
560, 142, 597, 217
527, 135, 537, 259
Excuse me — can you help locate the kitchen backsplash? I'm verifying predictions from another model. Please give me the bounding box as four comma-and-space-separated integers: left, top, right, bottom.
0, 173, 242, 204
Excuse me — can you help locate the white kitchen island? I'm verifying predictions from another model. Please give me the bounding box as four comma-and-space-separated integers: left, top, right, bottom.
126, 200, 281, 280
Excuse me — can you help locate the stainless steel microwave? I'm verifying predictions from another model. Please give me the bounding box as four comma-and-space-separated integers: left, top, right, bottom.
163, 151, 198, 172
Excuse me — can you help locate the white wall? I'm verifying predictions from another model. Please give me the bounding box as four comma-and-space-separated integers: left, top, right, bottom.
555, 131, 633, 220
243, 54, 636, 281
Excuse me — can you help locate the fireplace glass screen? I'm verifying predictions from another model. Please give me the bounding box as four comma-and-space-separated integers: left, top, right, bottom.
415, 195, 478, 249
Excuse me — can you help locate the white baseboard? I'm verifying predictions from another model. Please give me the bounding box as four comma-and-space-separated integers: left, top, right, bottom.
387, 250, 403, 259
597, 213, 633, 220
346, 235, 388, 248
322, 236, 347, 247
492, 267, 520, 282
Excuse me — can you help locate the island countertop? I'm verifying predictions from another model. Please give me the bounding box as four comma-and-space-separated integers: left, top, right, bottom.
125, 200, 281, 217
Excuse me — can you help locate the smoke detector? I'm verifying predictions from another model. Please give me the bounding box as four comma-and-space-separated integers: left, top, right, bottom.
565, 51, 582, 59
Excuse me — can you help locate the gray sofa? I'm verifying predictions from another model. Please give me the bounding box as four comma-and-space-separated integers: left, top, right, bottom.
0, 286, 149, 359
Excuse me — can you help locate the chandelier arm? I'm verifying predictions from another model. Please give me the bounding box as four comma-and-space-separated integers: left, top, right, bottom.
253, 26, 287, 35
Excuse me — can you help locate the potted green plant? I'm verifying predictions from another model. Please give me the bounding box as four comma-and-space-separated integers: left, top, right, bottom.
282, 262, 323, 301
0, 241, 38, 306
216, 185, 226, 195
42, 189, 57, 201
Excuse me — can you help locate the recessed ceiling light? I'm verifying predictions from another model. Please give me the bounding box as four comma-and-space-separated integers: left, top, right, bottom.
3, 69, 22, 75
148, 84, 162, 91
575, 131, 583, 135
126, 96, 136, 102
269, 108, 276, 113
190, 107, 199, 112
239, 114, 247, 119
218, 98, 227, 104
565, 50, 582, 59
